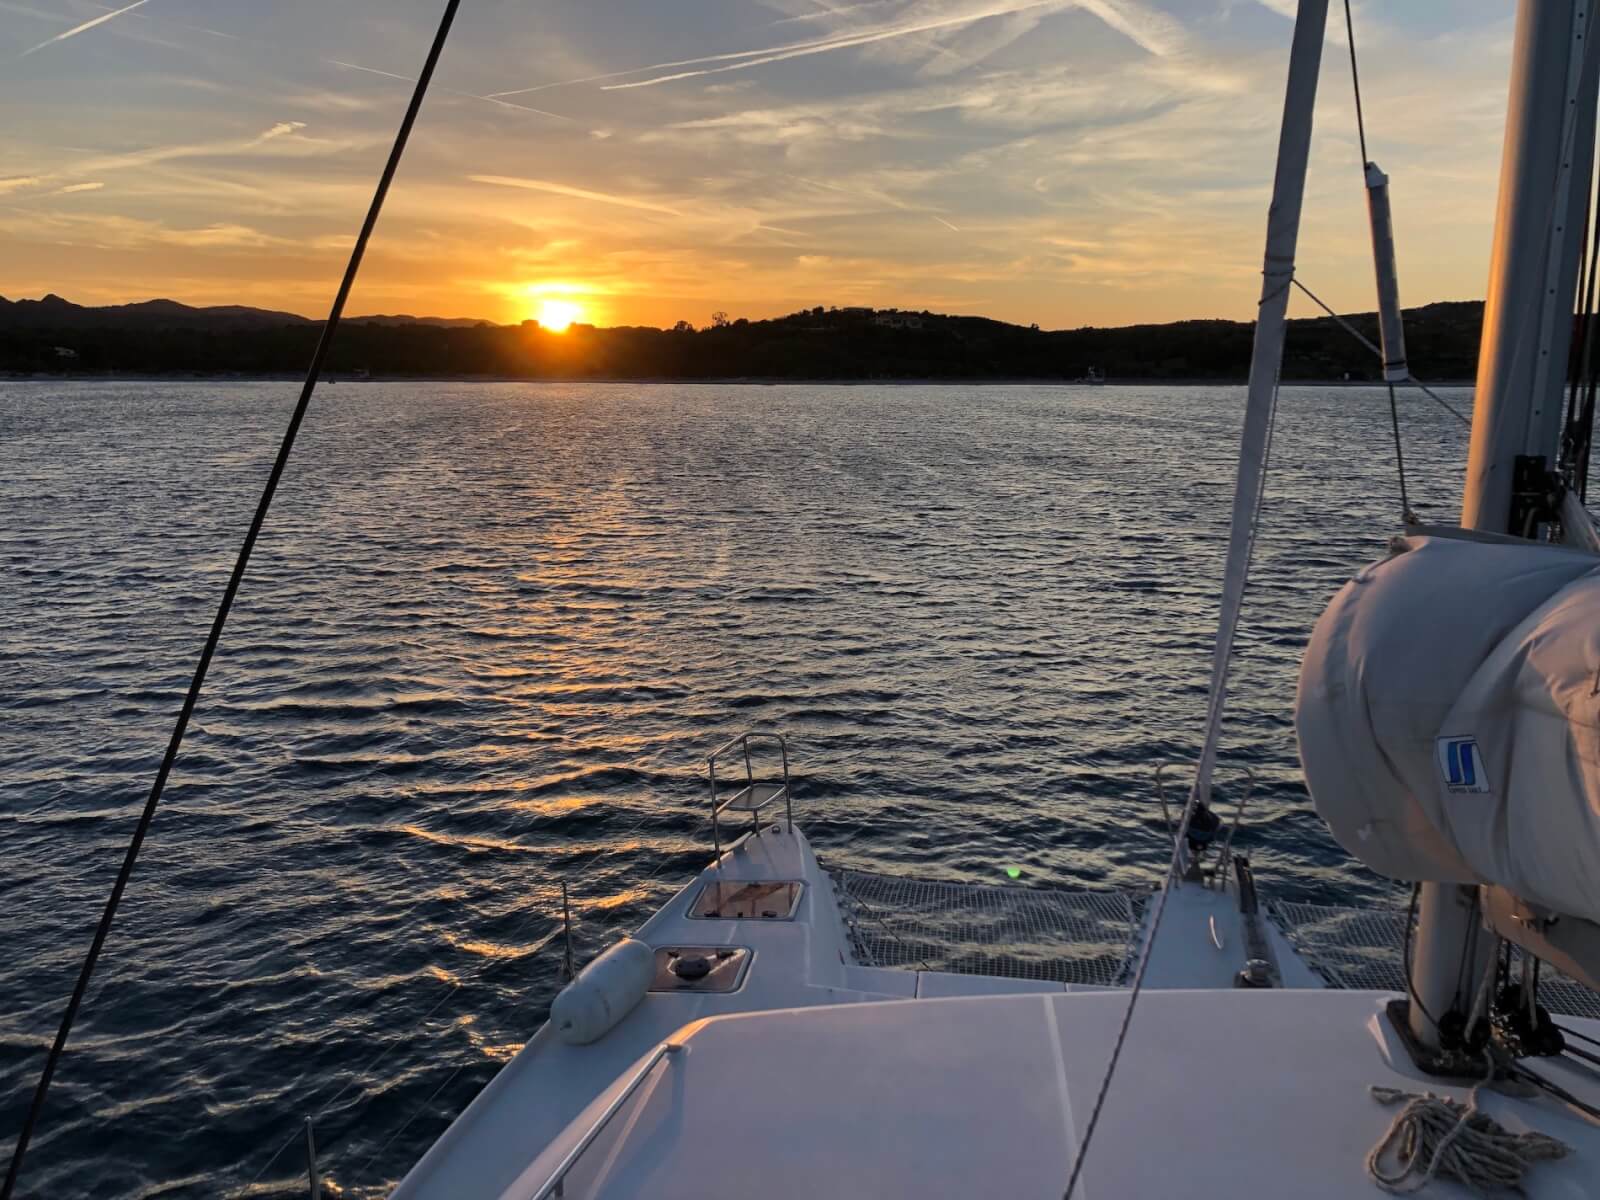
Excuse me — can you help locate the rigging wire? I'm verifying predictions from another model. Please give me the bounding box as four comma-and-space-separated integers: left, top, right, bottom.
1387, 385, 1413, 522
1342, 0, 1369, 168
1341, 0, 1412, 524
1290, 278, 1473, 427
0, 4, 463, 1196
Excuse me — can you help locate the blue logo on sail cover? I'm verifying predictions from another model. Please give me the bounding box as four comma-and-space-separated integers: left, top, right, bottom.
1436, 735, 1490, 794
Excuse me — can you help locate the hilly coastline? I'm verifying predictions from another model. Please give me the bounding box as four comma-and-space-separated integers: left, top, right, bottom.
0, 294, 1485, 383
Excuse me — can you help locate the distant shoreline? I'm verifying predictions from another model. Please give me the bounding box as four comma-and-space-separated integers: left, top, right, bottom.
1, 374, 1478, 388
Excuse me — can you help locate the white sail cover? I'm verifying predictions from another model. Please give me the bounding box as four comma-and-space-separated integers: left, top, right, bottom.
1297, 535, 1600, 923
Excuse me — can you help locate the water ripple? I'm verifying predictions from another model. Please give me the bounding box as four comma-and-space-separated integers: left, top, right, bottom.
0, 380, 1469, 1196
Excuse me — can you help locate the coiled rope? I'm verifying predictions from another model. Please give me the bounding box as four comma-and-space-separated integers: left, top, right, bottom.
1367, 950, 1571, 1194
1366, 1080, 1571, 1194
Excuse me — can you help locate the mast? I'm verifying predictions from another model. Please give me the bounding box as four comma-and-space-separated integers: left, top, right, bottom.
1462, 0, 1598, 531
1409, 0, 1600, 1053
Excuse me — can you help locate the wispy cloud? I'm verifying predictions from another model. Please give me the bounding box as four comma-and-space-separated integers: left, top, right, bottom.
600, 1, 1069, 90
55, 181, 105, 194
0, 1, 73, 22
491, 0, 1176, 98
468, 175, 682, 216
1076, 0, 1184, 58
0, 176, 40, 194
491, 0, 1067, 97
328, 58, 573, 121
71, 120, 347, 176
0, 208, 288, 252
255, 121, 307, 143
18, 0, 149, 58
768, 0, 903, 25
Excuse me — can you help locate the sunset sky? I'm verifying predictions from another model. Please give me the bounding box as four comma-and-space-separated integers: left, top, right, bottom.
2, 1, 1515, 329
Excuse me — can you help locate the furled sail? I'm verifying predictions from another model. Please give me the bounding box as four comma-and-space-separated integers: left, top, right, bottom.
1297, 535, 1600, 923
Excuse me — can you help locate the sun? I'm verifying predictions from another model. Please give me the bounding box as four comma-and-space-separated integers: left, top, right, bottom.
536, 298, 582, 332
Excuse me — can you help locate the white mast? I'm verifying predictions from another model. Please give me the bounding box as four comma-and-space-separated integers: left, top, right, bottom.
1409, 0, 1600, 1053
1463, 0, 1598, 530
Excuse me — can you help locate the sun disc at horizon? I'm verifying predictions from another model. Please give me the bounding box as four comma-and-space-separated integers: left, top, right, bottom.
536, 298, 583, 332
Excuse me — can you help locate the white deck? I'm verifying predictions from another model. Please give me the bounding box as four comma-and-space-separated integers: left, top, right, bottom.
392, 821, 1122, 1199
512, 990, 1600, 1199
391, 821, 1600, 1198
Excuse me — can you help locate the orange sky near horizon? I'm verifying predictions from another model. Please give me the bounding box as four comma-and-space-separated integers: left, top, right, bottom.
1, 1, 1517, 332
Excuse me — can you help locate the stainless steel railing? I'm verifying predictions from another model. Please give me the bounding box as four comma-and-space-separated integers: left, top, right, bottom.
707, 731, 792, 859
531, 1041, 682, 1199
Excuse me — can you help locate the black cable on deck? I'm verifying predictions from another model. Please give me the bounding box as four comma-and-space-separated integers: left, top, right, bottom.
1, 3, 462, 1193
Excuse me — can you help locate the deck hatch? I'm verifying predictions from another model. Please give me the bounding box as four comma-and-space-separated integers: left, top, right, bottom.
689, 880, 803, 920
649, 946, 752, 993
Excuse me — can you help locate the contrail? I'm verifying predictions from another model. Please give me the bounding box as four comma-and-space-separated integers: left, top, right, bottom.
601, 1, 1062, 90
328, 58, 572, 121
19, 0, 149, 57
469, 174, 681, 216
491, 1, 1059, 99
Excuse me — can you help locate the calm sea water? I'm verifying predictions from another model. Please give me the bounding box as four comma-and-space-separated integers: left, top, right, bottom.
0, 380, 1471, 1196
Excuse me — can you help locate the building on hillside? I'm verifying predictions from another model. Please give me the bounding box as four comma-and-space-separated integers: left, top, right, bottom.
873, 311, 923, 330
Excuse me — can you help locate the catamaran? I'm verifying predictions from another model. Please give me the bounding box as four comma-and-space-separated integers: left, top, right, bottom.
7, 2, 1600, 1198
385, 2, 1600, 1196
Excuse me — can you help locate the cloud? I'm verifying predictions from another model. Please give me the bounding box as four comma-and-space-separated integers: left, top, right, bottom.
18, 0, 148, 58
468, 175, 682, 216
55, 182, 105, 194
490, 0, 1086, 98
0, 176, 41, 194
0, 208, 288, 252
157, 222, 281, 248
600, 1, 1072, 90
328, 58, 573, 121
1076, 1, 1184, 58
256, 121, 307, 142
486, 0, 1181, 99
74, 121, 347, 175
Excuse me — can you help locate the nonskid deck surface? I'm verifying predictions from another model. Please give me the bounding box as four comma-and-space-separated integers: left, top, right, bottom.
521, 990, 1600, 1200
395, 820, 1331, 1197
